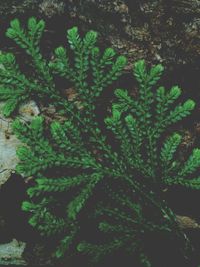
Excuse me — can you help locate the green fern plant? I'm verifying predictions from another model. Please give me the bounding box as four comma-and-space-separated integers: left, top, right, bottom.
0, 17, 200, 266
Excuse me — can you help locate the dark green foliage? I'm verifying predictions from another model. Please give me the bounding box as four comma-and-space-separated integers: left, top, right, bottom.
0, 17, 200, 266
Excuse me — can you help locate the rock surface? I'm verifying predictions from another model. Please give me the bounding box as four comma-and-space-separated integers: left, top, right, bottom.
0, 239, 26, 265
0, 101, 39, 186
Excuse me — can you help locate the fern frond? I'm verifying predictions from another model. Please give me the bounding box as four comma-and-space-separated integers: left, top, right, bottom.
27, 174, 94, 197
164, 99, 195, 126
67, 173, 103, 220
178, 148, 200, 177
133, 60, 163, 130
77, 239, 125, 263
3, 17, 200, 267
99, 221, 131, 234
113, 88, 138, 113
49, 46, 73, 79
164, 177, 200, 189
156, 86, 181, 119
161, 133, 182, 164
55, 227, 78, 258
